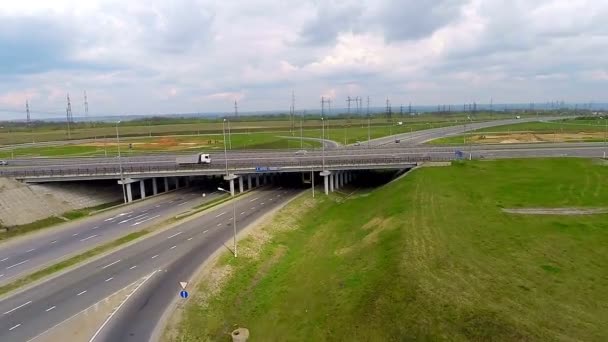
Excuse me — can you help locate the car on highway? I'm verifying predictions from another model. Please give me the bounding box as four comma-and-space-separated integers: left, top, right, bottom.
0, 160, 8, 166
354, 141, 361, 146
395, 138, 401, 143
295, 150, 308, 155
176, 153, 211, 165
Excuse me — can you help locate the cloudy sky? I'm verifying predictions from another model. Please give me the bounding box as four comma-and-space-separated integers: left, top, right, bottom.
1, 0, 607, 119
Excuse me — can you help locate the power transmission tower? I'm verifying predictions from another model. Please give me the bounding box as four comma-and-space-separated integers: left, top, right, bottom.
408, 102, 412, 115
84, 90, 89, 120
66, 93, 73, 123
25, 99, 31, 125
346, 96, 354, 124
290, 90, 296, 133
234, 100, 238, 118
386, 98, 392, 121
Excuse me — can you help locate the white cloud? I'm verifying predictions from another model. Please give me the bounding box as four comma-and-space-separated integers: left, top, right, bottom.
0, 0, 607, 119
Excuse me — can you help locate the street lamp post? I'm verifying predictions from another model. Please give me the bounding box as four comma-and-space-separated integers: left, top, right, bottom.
115, 121, 127, 204
604, 117, 607, 158
218, 187, 237, 257
321, 117, 325, 170
223, 119, 229, 174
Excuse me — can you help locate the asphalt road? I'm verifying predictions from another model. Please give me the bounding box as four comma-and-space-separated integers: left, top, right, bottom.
0, 186, 297, 341
0, 186, 222, 287
365, 116, 572, 146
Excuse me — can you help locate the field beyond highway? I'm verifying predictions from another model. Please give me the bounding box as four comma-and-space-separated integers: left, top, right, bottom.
430, 117, 608, 144
168, 158, 608, 341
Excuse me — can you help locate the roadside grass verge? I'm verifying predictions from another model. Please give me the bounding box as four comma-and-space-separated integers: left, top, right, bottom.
169, 158, 608, 341
0, 230, 148, 297
0, 201, 121, 241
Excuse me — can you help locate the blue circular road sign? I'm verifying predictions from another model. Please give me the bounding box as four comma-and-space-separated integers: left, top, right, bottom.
180, 290, 189, 299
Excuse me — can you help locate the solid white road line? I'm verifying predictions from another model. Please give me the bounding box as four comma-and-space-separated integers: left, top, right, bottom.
217, 223, 222, 227
177, 201, 190, 206
170, 246, 177, 250
215, 212, 226, 218
72, 233, 80, 237
0, 257, 8, 262
3, 301, 32, 315
249, 197, 259, 202
105, 277, 113, 282
50, 240, 57, 244
240, 211, 245, 215
9, 323, 21, 331
77, 290, 87, 296
101, 259, 121, 269
6, 259, 29, 269
151, 255, 159, 259
131, 214, 161, 226
89, 270, 158, 342
45, 306, 56, 312
129, 265, 137, 270
187, 237, 193, 241
167, 232, 182, 239
203, 230, 208, 234
80, 235, 98, 242
25, 248, 36, 253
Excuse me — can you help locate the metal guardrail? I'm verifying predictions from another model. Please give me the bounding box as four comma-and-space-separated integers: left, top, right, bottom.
0, 156, 437, 179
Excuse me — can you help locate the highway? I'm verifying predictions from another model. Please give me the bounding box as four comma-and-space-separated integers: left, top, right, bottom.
0, 185, 222, 287
0, 186, 298, 341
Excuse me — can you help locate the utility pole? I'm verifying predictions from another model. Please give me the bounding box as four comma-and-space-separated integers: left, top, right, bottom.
367, 96, 371, 148
66, 93, 73, 139
84, 90, 89, 120
291, 90, 296, 134
25, 99, 31, 125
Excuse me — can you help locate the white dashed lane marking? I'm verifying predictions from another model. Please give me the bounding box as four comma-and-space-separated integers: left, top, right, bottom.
3, 301, 31, 315
45, 306, 56, 312
77, 290, 87, 296
9, 324, 21, 331
6, 260, 29, 270
167, 232, 182, 239
129, 265, 137, 270
101, 260, 121, 269
80, 235, 98, 242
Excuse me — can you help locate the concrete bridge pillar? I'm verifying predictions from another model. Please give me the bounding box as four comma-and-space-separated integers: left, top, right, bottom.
255, 174, 260, 187
174, 177, 179, 189
126, 183, 133, 203
263, 174, 268, 185
338, 172, 343, 188
164, 177, 169, 192
238, 176, 244, 193
152, 178, 158, 195
185, 177, 190, 187
140, 180, 146, 199
247, 175, 252, 190
320, 171, 330, 195
329, 172, 335, 192
224, 174, 237, 196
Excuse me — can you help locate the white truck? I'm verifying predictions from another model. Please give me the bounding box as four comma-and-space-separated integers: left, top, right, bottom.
176, 153, 211, 165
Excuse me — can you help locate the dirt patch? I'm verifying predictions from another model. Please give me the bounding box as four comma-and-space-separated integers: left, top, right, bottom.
469, 132, 605, 144
502, 208, 608, 215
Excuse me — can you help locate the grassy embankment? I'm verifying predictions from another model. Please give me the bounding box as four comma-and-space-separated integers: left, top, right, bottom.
169, 158, 608, 341
430, 118, 608, 144
0, 119, 472, 159
0, 201, 120, 241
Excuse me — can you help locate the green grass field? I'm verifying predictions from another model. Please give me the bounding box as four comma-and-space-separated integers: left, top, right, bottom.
0, 111, 538, 146
430, 118, 608, 144
171, 158, 608, 341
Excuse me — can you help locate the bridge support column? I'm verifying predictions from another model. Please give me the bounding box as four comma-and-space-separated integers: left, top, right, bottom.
238, 176, 244, 193
341, 172, 346, 187
164, 177, 169, 192
224, 174, 237, 196
174, 177, 179, 189
263, 174, 268, 185
329, 172, 335, 192
140, 180, 146, 200
247, 175, 252, 190
126, 183, 133, 203
152, 178, 158, 195
255, 175, 260, 187
320, 171, 330, 195
185, 177, 190, 187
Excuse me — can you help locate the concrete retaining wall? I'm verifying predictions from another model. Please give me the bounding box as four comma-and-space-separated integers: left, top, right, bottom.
0, 178, 121, 226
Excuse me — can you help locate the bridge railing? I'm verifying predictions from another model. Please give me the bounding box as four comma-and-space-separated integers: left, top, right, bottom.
0, 155, 448, 179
